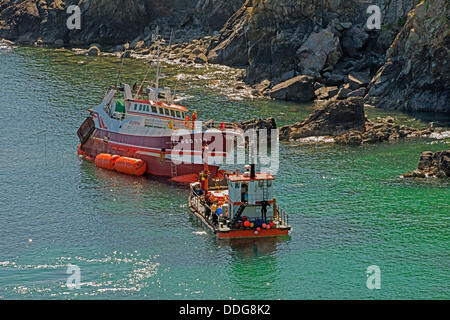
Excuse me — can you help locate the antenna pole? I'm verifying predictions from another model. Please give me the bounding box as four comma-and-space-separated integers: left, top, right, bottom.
115, 53, 125, 87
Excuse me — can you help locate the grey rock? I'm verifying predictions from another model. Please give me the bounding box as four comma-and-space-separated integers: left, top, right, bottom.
347, 87, 366, 97
297, 28, 342, 76
269, 75, 315, 102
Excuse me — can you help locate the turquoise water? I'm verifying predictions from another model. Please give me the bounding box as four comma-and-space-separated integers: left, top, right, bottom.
0, 47, 449, 299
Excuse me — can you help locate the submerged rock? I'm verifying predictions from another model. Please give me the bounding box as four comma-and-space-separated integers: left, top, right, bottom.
402, 150, 450, 178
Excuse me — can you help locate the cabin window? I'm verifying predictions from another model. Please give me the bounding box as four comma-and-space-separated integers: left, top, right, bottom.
258, 180, 264, 188
159, 107, 164, 114
139, 104, 142, 111
176, 111, 181, 118
234, 182, 240, 189
152, 106, 157, 113
170, 110, 175, 117
267, 180, 272, 187
146, 105, 150, 112
134, 103, 137, 110
164, 109, 170, 116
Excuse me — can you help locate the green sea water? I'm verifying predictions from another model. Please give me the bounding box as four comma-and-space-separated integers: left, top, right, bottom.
0, 47, 449, 299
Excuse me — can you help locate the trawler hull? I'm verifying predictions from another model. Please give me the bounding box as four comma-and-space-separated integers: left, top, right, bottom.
79, 126, 223, 179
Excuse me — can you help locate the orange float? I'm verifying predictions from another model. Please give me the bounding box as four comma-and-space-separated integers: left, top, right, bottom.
114, 156, 147, 176
94, 153, 119, 170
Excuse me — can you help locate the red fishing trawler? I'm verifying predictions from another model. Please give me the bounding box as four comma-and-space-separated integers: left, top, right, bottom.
77, 36, 239, 182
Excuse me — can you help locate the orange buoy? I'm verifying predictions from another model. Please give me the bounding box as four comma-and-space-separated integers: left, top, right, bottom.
114, 156, 147, 176
94, 153, 119, 170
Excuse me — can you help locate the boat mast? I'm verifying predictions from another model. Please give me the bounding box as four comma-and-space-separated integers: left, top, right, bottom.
155, 40, 160, 91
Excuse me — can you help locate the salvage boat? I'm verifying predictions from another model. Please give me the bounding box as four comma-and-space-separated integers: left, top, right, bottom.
77, 35, 239, 182
188, 160, 291, 239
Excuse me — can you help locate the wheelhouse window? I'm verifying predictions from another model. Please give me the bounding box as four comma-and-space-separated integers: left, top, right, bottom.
159, 107, 164, 114
134, 103, 137, 110
170, 110, 176, 117
164, 109, 170, 116
176, 111, 181, 118
152, 106, 157, 113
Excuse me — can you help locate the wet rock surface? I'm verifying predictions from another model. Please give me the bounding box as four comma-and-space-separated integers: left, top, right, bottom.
366, 0, 450, 114
402, 150, 450, 178
279, 97, 366, 141
236, 117, 276, 131
280, 97, 445, 145
269, 75, 315, 102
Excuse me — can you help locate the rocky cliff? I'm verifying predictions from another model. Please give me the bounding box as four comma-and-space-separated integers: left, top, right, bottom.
0, 0, 243, 45
207, 0, 420, 83
206, 0, 448, 114
366, 0, 450, 113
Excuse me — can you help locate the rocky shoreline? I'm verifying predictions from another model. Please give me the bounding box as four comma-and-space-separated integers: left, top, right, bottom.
279, 97, 450, 145
1, 0, 448, 114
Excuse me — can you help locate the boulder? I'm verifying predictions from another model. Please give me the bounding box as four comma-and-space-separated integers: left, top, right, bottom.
402, 150, 450, 178
87, 46, 101, 56
296, 28, 342, 76
341, 26, 369, 58
269, 75, 315, 102
279, 97, 365, 141
315, 86, 339, 100
348, 87, 366, 97
237, 117, 277, 132
134, 40, 145, 50
334, 130, 363, 146
194, 53, 208, 64
337, 87, 352, 100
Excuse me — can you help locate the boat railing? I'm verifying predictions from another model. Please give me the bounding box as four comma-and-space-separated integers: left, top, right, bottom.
277, 206, 289, 227
202, 120, 236, 131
